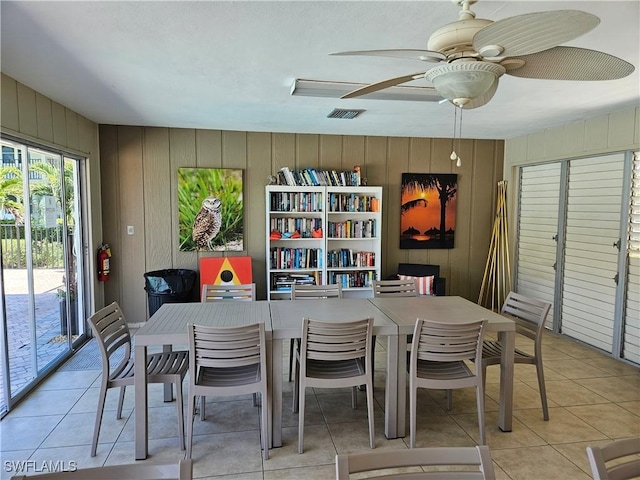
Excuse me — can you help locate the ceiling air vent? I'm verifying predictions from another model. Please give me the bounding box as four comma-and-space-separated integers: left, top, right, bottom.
327, 108, 365, 119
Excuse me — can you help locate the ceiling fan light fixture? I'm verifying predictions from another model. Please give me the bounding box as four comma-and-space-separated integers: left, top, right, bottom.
425, 61, 505, 105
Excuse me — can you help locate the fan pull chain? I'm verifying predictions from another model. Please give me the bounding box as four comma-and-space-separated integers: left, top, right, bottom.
450, 105, 463, 167
450, 106, 458, 161
457, 107, 463, 167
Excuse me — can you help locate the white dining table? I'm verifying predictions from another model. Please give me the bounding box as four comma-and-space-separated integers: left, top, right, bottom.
133, 301, 272, 460
368, 295, 516, 436
268, 298, 399, 446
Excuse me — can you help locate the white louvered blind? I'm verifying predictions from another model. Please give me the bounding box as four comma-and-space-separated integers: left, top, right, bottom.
560, 154, 625, 352
624, 152, 640, 363
516, 163, 560, 327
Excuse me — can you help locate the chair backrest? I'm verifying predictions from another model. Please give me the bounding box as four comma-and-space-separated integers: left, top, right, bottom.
188, 322, 266, 371
10, 459, 192, 480
86, 302, 131, 378
411, 318, 486, 366
586, 438, 640, 480
201, 283, 256, 302
301, 317, 372, 364
501, 292, 551, 342
372, 279, 418, 298
291, 283, 342, 299
335, 445, 496, 479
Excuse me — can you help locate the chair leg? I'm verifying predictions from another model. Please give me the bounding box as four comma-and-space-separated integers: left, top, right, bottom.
200, 396, 206, 421
366, 380, 375, 449
351, 386, 358, 409
446, 389, 453, 411
476, 384, 486, 445
292, 356, 300, 413
185, 393, 196, 459
116, 386, 126, 419
536, 360, 550, 421
260, 391, 269, 460
91, 382, 108, 457
297, 381, 306, 454
409, 381, 417, 449
175, 379, 185, 451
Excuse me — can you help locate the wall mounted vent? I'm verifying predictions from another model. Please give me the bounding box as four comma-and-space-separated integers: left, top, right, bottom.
291, 78, 441, 102
327, 108, 365, 119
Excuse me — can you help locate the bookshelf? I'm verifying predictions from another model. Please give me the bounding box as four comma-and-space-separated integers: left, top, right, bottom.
266, 185, 382, 299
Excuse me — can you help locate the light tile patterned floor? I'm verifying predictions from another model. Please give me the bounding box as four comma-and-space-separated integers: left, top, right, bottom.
0, 331, 638, 479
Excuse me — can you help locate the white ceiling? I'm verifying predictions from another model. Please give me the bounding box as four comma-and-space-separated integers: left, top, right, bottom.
1, 1, 639, 140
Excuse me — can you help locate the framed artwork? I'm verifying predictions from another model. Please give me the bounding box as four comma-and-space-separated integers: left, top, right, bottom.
199, 256, 252, 294
400, 173, 457, 249
178, 167, 244, 251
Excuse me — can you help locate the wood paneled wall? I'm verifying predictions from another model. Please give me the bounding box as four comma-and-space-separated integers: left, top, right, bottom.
1, 74, 103, 310
99, 126, 503, 321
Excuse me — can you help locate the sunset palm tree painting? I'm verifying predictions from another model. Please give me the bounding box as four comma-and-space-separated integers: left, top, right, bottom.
400, 173, 457, 249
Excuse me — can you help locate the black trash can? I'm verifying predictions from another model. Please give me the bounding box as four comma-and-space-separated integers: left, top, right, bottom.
144, 269, 197, 317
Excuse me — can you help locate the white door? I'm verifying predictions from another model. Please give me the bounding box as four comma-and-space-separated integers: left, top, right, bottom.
560, 154, 625, 352
623, 152, 640, 363
516, 162, 561, 328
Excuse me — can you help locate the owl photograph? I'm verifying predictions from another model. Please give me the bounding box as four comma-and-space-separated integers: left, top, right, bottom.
177, 168, 243, 251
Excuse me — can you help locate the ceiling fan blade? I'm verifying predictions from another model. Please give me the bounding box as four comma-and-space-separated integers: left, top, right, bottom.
505, 46, 635, 81
330, 49, 445, 63
341, 72, 427, 99
460, 78, 499, 110
473, 10, 599, 58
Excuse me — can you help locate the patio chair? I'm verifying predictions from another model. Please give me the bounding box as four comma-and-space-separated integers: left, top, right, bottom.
372, 278, 418, 297
10, 460, 192, 480
201, 283, 256, 302
287, 283, 343, 381
185, 322, 269, 460
87, 302, 188, 457
200, 282, 257, 416
481, 291, 552, 420
409, 318, 487, 447
372, 278, 418, 360
293, 317, 375, 454
336, 445, 496, 479
586, 437, 640, 480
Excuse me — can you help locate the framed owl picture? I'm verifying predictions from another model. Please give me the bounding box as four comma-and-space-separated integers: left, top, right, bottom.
177, 167, 244, 251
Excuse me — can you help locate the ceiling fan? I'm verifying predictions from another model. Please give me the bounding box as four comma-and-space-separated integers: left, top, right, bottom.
331, 0, 635, 109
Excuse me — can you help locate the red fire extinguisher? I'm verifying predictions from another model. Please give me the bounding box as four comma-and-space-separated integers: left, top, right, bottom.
97, 243, 111, 282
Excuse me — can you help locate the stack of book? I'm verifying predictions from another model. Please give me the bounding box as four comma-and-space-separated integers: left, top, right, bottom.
271, 272, 320, 292
327, 249, 375, 268
270, 247, 322, 270
277, 167, 362, 187
328, 271, 377, 289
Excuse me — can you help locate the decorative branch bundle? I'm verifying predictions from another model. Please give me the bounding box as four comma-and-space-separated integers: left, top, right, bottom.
478, 181, 512, 311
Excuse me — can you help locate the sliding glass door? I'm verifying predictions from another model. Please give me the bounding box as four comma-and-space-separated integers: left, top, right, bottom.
0, 139, 87, 415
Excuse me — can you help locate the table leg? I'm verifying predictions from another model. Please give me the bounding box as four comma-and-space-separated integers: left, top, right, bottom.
134, 345, 148, 460
266, 337, 273, 449
498, 330, 515, 432
272, 338, 283, 448
383, 335, 399, 438
395, 334, 408, 438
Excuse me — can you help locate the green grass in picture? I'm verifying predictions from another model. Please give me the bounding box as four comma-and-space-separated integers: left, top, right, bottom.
178, 168, 243, 251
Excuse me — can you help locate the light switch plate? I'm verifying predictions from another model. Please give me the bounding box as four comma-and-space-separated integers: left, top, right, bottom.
127, 225, 134, 235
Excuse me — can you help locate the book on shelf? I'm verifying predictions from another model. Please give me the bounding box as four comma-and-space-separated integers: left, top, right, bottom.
275, 167, 363, 187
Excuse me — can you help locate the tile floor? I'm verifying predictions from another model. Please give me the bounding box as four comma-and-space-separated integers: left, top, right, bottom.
1, 331, 638, 480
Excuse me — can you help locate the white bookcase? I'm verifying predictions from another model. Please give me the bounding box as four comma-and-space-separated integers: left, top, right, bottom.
266, 185, 382, 300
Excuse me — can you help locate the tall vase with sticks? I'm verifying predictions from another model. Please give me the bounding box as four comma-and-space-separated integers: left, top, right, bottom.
478, 181, 512, 311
